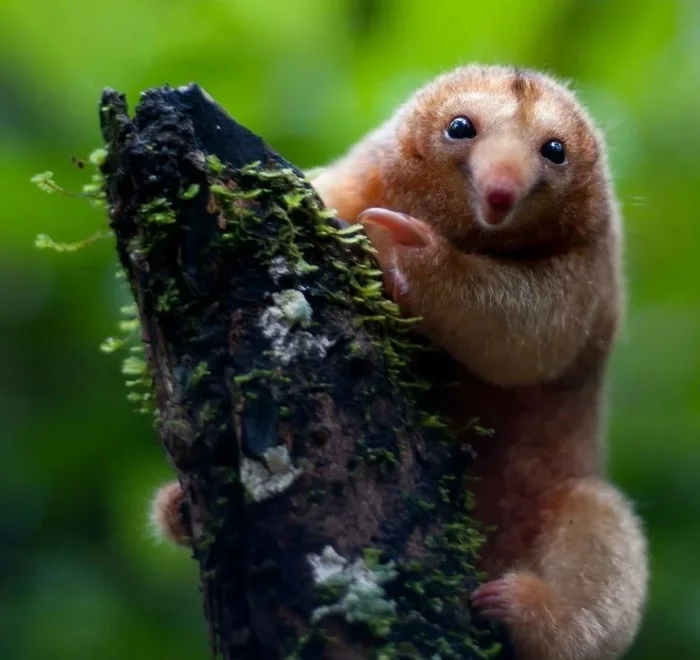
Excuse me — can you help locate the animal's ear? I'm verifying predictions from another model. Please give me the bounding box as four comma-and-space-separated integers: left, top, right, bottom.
358, 207, 434, 248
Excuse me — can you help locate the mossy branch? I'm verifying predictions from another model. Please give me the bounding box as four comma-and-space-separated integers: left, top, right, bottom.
97, 83, 513, 660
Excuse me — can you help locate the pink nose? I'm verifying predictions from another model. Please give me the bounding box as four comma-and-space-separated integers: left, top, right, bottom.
485, 187, 516, 211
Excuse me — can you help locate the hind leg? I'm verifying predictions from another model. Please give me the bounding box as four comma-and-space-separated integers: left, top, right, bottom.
472, 478, 647, 660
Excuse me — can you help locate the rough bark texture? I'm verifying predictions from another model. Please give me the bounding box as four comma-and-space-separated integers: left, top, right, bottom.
99, 84, 513, 660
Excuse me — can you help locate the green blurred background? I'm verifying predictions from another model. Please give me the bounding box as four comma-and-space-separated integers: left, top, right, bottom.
1, 0, 698, 658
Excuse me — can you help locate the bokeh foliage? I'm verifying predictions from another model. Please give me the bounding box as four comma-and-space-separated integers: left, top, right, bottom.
0, 1, 698, 658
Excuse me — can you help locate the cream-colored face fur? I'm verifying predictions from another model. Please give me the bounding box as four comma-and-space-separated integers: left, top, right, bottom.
403, 66, 603, 235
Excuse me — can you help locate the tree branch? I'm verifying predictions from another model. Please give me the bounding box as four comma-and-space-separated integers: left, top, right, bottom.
99, 83, 513, 660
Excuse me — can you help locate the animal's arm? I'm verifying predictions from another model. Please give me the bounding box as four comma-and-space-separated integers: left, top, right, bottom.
310, 145, 386, 224
358, 208, 602, 385
150, 481, 190, 546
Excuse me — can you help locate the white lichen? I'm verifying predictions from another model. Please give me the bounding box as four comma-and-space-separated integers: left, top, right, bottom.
268, 256, 292, 284
241, 445, 302, 502
259, 289, 333, 365
309, 546, 350, 584
264, 289, 312, 329
264, 445, 294, 475
308, 546, 398, 629
268, 256, 319, 284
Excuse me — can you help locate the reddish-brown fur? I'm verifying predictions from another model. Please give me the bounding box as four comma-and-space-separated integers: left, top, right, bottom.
152, 65, 647, 659
150, 481, 189, 547
311, 64, 647, 660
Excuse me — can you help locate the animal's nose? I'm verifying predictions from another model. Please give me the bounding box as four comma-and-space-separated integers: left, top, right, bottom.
485, 187, 516, 211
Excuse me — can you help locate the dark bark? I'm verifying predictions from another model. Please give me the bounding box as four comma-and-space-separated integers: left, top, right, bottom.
99, 84, 513, 660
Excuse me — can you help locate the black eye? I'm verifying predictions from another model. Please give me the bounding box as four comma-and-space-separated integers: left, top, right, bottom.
446, 116, 477, 140
540, 139, 566, 164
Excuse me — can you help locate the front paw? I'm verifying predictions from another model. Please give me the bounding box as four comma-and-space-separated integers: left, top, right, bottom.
357, 207, 445, 316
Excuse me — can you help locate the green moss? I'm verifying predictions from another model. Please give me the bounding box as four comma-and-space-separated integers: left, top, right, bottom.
376, 642, 424, 659
191, 361, 210, 385
361, 547, 385, 569
155, 279, 179, 312
206, 153, 226, 174
179, 182, 200, 199
35, 230, 113, 252
121, 356, 146, 376
209, 183, 235, 198
314, 580, 346, 605
32, 155, 108, 210
99, 336, 125, 353
306, 488, 325, 503
140, 197, 177, 225
293, 258, 318, 275
357, 441, 400, 474
110, 302, 153, 415
31, 171, 61, 194
369, 469, 499, 659
88, 147, 108, 166
233, 368, 290, 386
418, 414, 450, 431
197, 400, 218, 425
30, 152, 157, 415
35, 136, 500, 659
203, 159, 424, 388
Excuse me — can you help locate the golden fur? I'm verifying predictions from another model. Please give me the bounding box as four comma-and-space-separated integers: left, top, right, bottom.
152, 65, 648, 660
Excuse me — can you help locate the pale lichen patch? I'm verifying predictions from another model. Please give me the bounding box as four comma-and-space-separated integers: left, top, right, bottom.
308, 546, 398, 635
241, 445, 302, 502
264, 444, 295, 475
265, 289, 312, 328
259, 289, 334, 365
309, 545, 349, 585
268, 256, 292, 284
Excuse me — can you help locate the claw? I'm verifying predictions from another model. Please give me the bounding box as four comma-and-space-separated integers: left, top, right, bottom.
472, 579, 511, 609
472, 573, 557, 632
357, 207, 436, 309
357, 207, 432, 247
471, 577, 524, 626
